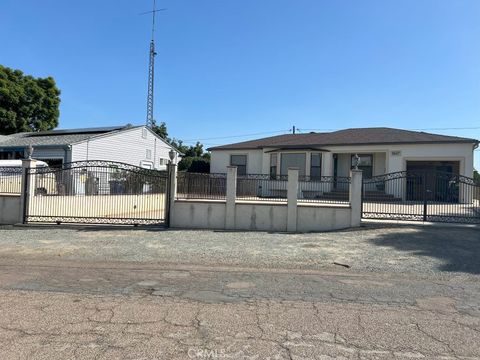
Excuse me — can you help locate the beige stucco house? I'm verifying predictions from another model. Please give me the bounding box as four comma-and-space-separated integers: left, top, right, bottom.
208, 127, 478, 180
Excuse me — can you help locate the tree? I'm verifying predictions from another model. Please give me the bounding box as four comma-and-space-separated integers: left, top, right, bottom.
184, 142, 204, 157
178, 157, 210, 172
474, 170, 479, 183
153, 122, 211, 172
0, 65, 61, 135
151, 120, 168, 140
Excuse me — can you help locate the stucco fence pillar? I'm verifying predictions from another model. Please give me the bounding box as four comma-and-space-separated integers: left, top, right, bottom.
321, 152, 334, 192
349, 169, 363, 227
287, 168, 299, 232
225, 166, 237, 230
20, 159, 38, 224
167, 163, 177, 227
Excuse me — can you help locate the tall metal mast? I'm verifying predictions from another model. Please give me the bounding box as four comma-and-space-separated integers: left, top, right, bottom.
142, 0, 166, 128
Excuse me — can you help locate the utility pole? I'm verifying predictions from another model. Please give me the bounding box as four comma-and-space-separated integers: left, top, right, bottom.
141, 1, 166, 128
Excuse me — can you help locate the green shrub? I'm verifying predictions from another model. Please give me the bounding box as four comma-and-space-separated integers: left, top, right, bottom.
178, 157, 210, 173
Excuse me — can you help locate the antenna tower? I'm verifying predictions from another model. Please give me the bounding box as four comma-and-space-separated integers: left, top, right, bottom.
142, 0, 166, 128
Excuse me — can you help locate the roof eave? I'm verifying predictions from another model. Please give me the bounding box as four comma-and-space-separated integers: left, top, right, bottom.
208, 139, 479, 151
0, 144, 71, 149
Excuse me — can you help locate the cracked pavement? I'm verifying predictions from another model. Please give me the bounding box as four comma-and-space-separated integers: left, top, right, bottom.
0, 226, 479, 359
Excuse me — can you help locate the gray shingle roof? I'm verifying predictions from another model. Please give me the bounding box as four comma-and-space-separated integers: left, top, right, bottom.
207, 127, 479, 151
0, 126, 133, 148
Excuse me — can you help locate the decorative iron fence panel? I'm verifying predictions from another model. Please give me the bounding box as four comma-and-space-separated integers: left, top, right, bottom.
175, 172, 354, 203
0, 167, 23, 194
24, 160, 168, 225
176, 172, 227, 200
298, 176, 350, 204
362, 170, 480, 223
236, 174, 288, 202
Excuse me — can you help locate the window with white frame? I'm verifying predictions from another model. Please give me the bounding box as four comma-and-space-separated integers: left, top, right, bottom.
230, 155, 247, 176
280, 153, 306, 176
140, 161, 153, 169
310, 153, 322, 179
146, 149, 152, 160
351, 154, 373, 178
270, 153, 277, 179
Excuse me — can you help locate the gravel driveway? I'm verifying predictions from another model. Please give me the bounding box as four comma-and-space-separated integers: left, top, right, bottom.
0, 224, 479, 275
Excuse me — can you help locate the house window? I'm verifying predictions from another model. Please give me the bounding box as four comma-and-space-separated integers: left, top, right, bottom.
310, 153, 322, 179
142, 128, 148, 139
159, 158, 167, 165
0, 150, 23, 159
230, 155, 247, 176
146, 149, 152, 160
351, 154, 373, 178
270, 153, 277, 179
280, 153, 306, 176
141, 161, 153, 169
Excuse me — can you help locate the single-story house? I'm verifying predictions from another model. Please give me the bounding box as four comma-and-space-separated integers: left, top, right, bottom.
0, 125, 180, 169
208, 127, 478, 179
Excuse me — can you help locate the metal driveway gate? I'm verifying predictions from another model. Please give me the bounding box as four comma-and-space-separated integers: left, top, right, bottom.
24, 161, 169, 225
362, 170, 480, 223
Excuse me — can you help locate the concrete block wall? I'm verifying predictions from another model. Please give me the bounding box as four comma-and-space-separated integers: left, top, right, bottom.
0, 158, 35, 225
0, 195, 22, 224
170, 167, 362, 232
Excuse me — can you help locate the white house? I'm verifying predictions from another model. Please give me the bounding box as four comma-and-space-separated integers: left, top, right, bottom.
209, 127, 478, 178
0, 125, 181, 169
208, 127, 478, 202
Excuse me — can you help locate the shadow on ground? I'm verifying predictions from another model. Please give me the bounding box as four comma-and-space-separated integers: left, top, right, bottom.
369, 225, 480, 274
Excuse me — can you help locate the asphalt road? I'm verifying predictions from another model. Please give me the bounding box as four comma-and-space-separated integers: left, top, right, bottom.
0, 225, 479, 359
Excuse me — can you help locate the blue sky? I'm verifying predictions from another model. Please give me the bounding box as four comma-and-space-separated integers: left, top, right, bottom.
1, 0, 479, 168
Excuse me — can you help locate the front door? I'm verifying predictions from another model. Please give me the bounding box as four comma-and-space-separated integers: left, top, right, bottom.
333, 154, 338, 189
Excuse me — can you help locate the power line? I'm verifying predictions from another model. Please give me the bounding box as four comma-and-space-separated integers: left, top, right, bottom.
301, 126, 480, 132
178, 126, 480, 146
181, 130, 289, 142
299, 128, 338, 132
412, 127, 480, 131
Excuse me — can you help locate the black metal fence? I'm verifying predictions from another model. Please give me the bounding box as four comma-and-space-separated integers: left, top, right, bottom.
298, 176, 350, 204
236, 174, 288, 201
362, 170, 480, 223
175, 172, 353, 204
25, 161, 168, 225
0, 166, 23, 194
176, 172, 227, 200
